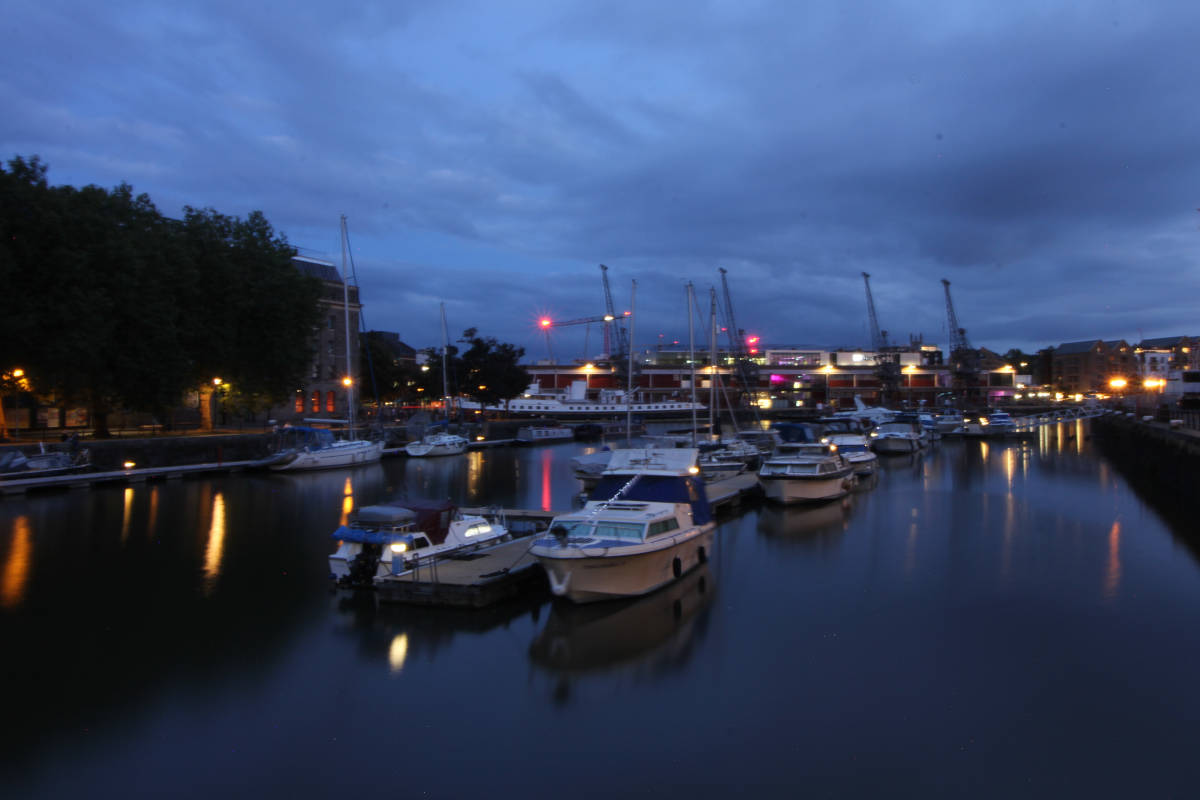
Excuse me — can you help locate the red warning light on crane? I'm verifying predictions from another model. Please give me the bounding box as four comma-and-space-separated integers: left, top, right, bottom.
539, 318, 552, 329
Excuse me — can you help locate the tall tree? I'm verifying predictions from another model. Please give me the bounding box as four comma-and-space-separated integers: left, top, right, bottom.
0, 156, 322, 434
454, 331, 530, 411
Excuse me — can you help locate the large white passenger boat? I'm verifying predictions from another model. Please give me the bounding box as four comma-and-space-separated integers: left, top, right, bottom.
460, 382, 705, 418
531, 449, 715, 603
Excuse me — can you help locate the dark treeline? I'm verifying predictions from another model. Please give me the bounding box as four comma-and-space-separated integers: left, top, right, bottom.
0, 156, 321, 435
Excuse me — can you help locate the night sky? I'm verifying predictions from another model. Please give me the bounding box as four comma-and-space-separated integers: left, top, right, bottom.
5, 1, 1198, 360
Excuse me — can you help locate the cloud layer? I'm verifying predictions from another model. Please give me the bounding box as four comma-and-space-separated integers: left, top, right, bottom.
5, 0, 1199, 359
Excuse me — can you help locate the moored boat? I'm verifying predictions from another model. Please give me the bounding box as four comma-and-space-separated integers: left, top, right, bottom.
516, 424, 575, 444
404, 431, 468, 457
757, 442, 856, 504
330, 500, 509, 585
825, 433, 878, 476
871, 420, 925, 453
266, 426, 384, 471
531, 448, 715, 604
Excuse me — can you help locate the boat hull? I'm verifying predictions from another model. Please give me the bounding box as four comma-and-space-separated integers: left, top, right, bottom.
268, 440, 383, 471
534, 527, 715, 604
872, 436, 921, 454
757, 472, 853, 504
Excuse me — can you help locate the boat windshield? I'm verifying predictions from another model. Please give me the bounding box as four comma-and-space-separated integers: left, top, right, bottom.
554, 519, 646, 541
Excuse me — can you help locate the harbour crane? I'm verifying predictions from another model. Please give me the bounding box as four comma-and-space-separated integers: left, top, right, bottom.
599, 264, 630, 364
941, 278, 978, 403
718, 267, 761, 410
863, 272, 901, 403
538, 311, 631, 364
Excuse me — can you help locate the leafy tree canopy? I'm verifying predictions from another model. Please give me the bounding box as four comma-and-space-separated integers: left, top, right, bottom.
0, 155, 321, 433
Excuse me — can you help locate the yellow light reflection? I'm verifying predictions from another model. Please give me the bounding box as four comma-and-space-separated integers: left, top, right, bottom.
1003, 447, 1015, 493
202, 492, 227, 594
121, 487, 134, 543
467, 450, 484, 498
339, 476, 354, 527
388, 633, 409, 674
1104, 520, 1121, 600
1, 516, 32, 609
979, 441, 990, 463
147, 487, 159, 539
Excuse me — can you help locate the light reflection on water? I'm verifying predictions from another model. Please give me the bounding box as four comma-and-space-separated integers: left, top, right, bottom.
3, 428, 1200, 796
1, 515, 31, 609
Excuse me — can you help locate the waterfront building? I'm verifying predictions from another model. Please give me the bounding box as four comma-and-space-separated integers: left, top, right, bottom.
521, 341, 1022, 412
267, 255, 363, 424
1051, 339, 1135, 395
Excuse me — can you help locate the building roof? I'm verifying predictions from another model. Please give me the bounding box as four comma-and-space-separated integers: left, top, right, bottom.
292, 255, 344, 284
1138, 335, 1191, 349
1054, 340, 1103, 355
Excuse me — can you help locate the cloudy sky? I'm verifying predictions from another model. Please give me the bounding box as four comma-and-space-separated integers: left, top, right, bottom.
5, 0, 1199, 361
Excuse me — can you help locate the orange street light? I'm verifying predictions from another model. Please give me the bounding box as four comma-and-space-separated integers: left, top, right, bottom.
1109, 377, 1128, 390
342, 376, 353, 387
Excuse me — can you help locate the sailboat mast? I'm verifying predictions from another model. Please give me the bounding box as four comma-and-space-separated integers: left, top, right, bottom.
625, 280, 636, 445
709, 287, 718, 436
687, 282, 697, 448
440, 302, 450, 422
340, 215, 355, 440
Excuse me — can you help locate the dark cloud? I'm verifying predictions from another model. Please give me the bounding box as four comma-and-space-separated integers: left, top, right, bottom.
4, 0, 1199, 358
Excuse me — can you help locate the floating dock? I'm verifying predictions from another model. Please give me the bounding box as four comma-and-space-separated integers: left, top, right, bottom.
0, 460, 261, 497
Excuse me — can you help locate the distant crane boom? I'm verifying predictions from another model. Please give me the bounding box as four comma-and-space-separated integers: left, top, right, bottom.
862, 272, 886, 351
942, 278, 971, 353
599, 264, 630, 361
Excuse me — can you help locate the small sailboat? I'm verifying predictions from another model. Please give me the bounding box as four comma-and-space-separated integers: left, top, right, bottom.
406, 303, 468, 457
269, 216, 383, 471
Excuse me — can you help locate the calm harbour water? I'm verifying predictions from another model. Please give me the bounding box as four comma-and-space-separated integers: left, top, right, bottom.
3, 420, 1200, 798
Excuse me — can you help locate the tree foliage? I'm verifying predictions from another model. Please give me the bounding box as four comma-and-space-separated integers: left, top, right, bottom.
453, 329, 530, 409
0, 155, 321, 433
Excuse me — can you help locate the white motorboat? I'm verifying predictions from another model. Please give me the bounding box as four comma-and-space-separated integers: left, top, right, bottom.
825, 433, 878, 476
404, 431, 469, 457
330, 500, 509, 585
266, 426, 384, 471
757, 442, 856, 504
531, 448, 716, 604
871, 420, 925, 453
934, 410, 965, 434
985, 411, 1018, 434
570, 449, 613, 489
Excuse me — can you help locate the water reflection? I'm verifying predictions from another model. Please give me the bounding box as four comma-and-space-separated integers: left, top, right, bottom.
332, 589, 545, 668
201, 491, 226, 594
756, 500, 850, 551
121, 487, 134, 543
529, 564, 714, 681
1, 515, 32, 609
1105, 519, 1122, 600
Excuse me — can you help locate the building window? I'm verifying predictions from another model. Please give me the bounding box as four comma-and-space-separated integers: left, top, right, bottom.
311, 391, 320, 413
326, 391, 336, 413
328, 315, 336, 330
294, 395, 304, 413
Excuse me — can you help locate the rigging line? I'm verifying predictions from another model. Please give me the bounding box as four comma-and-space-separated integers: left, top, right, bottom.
340, 220, 381, 420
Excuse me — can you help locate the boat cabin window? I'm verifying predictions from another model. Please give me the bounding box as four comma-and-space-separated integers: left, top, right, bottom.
647, 518, 680, 537
553, 520, 646, 541
413, 536, 431, 549
462, 523, 492, 538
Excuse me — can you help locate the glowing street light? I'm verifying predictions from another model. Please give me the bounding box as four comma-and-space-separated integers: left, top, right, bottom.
342, 376, 353, 387
1109, 377, 1128, 390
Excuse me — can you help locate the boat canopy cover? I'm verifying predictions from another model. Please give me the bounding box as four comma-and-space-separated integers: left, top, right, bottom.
336, 499, 457, 544
603, 448, 699, 476
770, 422, 819, 443
590, 473, 712, 526
278, 426, 336, 448
356, 505, 418, 524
